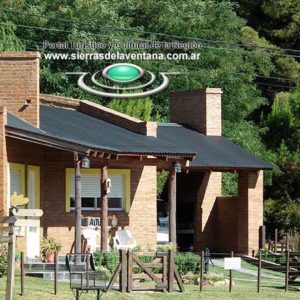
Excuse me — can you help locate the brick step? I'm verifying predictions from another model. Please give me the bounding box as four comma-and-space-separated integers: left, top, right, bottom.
24, 263, 68, 272
26, 270, 70, 282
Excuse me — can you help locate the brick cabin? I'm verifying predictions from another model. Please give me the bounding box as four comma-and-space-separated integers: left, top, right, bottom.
0, 52, 272, 257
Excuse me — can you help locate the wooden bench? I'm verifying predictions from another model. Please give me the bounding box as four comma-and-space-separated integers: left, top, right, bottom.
65, 253, 106, 300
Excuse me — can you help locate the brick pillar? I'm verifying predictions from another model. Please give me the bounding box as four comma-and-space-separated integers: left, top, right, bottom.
194, 172, 222, 251
170, 88, 222, 135
128, 166, 157, 249
0, 52, 40, 127
238, 171, 264, 254
0, 106, 7, 216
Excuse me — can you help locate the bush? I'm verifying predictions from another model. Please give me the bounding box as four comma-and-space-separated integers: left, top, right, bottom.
175, 252, 200, 275
0, 245, 8, 277
94, 251, 119, 274
95, 266, 112, 280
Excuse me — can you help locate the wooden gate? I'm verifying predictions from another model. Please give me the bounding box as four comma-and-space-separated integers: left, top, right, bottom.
107, 249, 184, 293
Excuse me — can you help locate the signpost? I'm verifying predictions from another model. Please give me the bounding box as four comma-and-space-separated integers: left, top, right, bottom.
0, 213, 17, 300
224, 252, 241, 292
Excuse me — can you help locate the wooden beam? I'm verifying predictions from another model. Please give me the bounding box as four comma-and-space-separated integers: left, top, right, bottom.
100, 165, 108, 251
74, 153, 82, 254
168, 166, 177, 244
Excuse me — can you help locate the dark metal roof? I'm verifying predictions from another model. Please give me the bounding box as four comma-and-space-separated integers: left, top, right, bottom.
157, 123, 273, 170
6, 106, 273, 170
7, 112, 46, 135
39, 105, 195, 156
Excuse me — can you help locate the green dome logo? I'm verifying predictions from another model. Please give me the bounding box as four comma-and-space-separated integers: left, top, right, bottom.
103, 63, 144, 83
69, 63, 178, 98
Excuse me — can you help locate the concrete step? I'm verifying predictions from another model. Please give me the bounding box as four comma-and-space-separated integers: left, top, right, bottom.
24, 262, 68, 272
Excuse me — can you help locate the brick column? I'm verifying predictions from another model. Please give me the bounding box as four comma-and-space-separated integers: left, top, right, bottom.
238, 171, 264, 254
194, 172, 222, 251
0, 106, 7, 216
0, 52, 40, 127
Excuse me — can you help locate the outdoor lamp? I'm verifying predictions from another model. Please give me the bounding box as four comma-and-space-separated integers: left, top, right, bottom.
174, 162, 181, 173
81, 156, 90, 169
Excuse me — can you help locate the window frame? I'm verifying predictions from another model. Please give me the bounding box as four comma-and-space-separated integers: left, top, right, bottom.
65, 168, 131, 213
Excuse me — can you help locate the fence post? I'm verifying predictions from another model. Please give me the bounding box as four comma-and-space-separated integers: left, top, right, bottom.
259, 225, 266, 249
21, 252, 24, 296
285, 249, 290, 292
162, 255, 167, 292
274, 228, 278, 253
120, 249, 127, 293
5, 211, 16, 300
168, 250, 175, 293
127, 250, 132, 292
286, 234, 289, 252
54, 251, 58, 295
200, 251, 204, 292
229, 251, 233, 293
257, 250, 262, 293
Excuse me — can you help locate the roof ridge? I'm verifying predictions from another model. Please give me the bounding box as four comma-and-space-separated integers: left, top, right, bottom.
40, 94, 156, 136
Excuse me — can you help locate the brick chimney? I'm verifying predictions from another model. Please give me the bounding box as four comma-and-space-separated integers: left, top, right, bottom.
0, 52, 40, 127
169, 88, 222, 135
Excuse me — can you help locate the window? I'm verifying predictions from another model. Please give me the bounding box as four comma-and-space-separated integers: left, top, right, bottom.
65, 169, 130, 213
8, 163, 25, 212
9, 163, 25, 197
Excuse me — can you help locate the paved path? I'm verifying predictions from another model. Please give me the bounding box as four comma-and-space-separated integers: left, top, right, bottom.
211, 259, 284, 280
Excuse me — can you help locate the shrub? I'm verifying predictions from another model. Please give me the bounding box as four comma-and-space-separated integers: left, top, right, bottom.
175, 252, 200, 275
95, 266, 112, 280
94, 251, 119, 274
0, 245, 8, 277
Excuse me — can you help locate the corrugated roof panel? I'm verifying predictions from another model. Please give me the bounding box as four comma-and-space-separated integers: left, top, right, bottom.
157, 123, 273, 169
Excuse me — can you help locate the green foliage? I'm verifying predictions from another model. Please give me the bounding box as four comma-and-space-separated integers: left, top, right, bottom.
0, 22, 23, 51
108, 97, 154, 121
95, 265, 112, 280
258, 249, 286, 265
94, 251, 119, 274
175, 252, 199, 275
41, 237, 62, 253
264, 198, 300, 235
157, 171, 168, 197
0, 245, 8, 277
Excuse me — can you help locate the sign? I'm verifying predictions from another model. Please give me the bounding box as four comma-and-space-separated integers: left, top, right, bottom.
15, 219, 40, 227
10, 192, 29, 207
68, 63, 177, 98
224, 257, 241, 270
0, 216, 17, 224
12, 209, 43, 217
83, 217, 101, 227
0, 236, 12, 244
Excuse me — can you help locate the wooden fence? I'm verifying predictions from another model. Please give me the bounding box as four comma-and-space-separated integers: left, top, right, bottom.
107, 249, 184, 293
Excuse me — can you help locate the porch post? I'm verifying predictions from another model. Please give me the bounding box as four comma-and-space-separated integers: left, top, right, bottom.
168, 165, 177, 244
100, 165, 108, 251
74, 153, 82, 254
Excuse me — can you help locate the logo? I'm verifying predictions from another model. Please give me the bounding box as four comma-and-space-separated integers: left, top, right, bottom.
67, 63, 178, 98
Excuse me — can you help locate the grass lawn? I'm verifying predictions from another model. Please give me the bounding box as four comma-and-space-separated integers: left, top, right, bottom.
1, 271, 300, 300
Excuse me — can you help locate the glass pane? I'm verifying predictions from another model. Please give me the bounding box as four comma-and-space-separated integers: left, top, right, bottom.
70, 197, 75, 208
97, 198, 101, 208
82, 197, 95, 208
109, 198, 122, 209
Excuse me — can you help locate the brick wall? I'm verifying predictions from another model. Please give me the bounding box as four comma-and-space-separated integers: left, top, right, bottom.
215, 196, 238, 252
128, 166, 157, 249
194, 172, 222, 251
0, 52, 40, 127
238, 171, 264, 254
169, 88, 222, 135
7, 138, 157, 254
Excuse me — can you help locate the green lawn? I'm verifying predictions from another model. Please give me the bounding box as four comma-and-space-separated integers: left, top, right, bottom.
1, 272, 300, 300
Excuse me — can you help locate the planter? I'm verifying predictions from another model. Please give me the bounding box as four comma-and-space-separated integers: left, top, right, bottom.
45, 251, 55, 263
